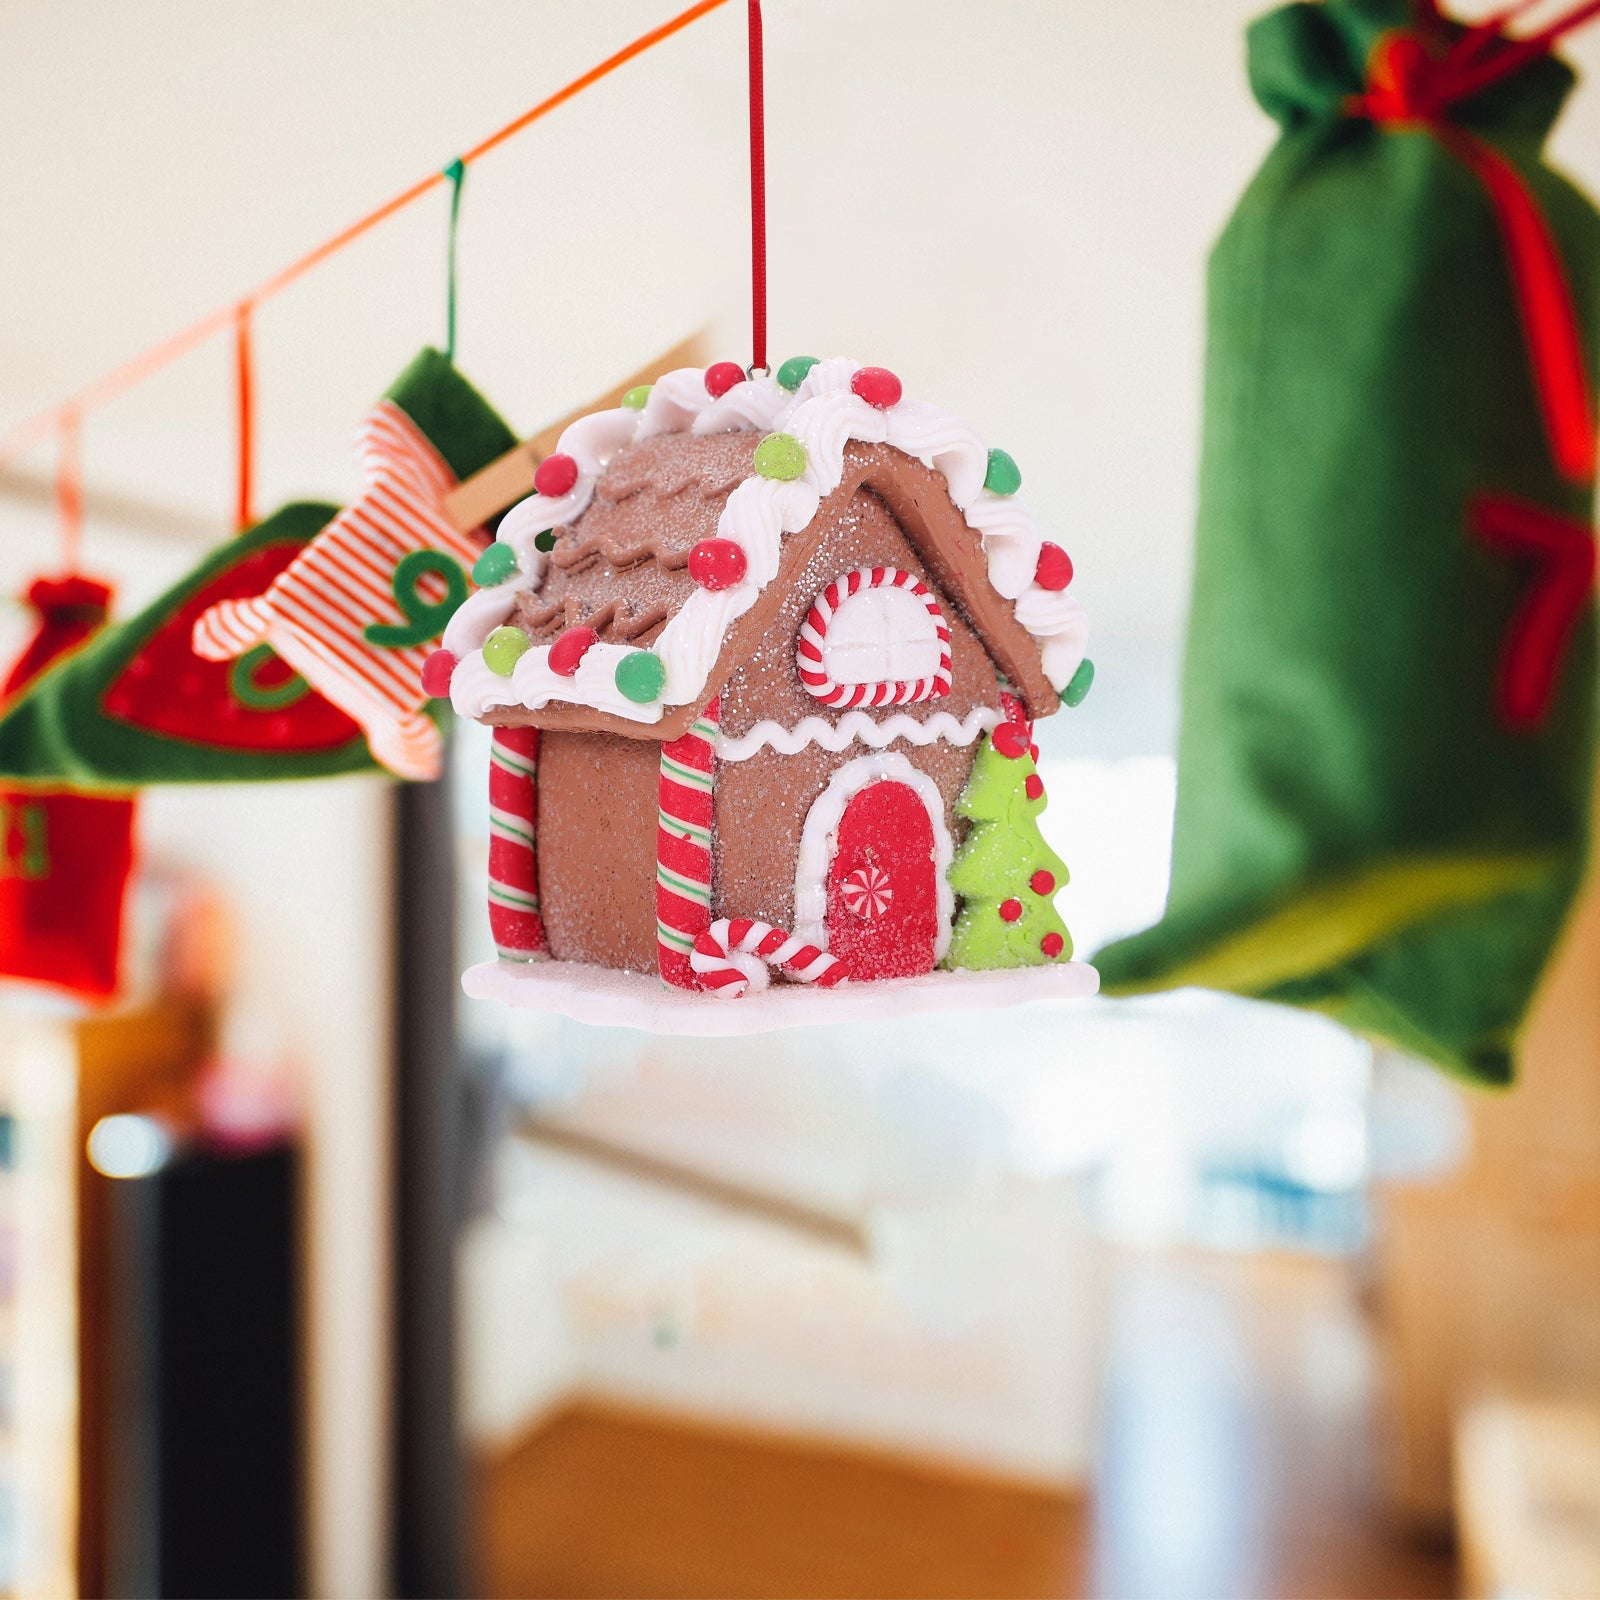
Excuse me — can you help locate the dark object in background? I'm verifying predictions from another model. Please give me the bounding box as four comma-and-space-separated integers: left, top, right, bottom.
391, 769, 468, 1599
104, 1137, 301, 1599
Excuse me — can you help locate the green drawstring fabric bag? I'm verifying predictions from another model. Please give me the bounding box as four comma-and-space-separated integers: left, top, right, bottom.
1096, 0, 1600, 1084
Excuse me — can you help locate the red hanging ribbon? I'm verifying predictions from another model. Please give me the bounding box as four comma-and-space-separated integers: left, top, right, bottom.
234, 300, 256, 531
1348, 16, 1600, 731
747, 0, 768, 374
1471, 493, 1596, 727
1349, 27, 1598, 484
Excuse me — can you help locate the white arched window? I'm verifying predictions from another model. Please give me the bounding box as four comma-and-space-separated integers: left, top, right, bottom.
795, 567, 953, 708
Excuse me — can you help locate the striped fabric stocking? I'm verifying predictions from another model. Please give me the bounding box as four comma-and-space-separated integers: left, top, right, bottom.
192, 399, 482, 781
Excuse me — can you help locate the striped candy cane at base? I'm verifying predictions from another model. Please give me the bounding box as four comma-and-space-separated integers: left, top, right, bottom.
488, 725, 548, 961
656, 697, 720, 989
690, 918, 848, 999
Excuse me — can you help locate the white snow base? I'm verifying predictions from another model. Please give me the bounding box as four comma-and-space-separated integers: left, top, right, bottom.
462, 957, 1101, 1037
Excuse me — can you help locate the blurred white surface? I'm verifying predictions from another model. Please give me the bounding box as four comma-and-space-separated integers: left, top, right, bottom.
459, 1138, 1110, 1488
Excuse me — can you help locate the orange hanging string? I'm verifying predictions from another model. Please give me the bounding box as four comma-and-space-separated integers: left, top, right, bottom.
56, 409, 83, 573
234, 301, 255, 530
0, 0, 734, 476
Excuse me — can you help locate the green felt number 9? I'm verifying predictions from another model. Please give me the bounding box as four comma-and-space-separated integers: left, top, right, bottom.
229, 644, 312, 711
364, 550, 469, 650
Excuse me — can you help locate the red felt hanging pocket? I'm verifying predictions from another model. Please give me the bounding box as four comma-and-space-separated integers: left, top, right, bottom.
0, 576, 135, 1000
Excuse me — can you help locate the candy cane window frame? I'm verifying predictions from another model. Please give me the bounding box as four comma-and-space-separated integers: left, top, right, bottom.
796, 566, 954, 708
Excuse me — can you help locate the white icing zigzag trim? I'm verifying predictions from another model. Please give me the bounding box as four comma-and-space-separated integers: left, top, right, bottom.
716, 705, 1001, 762
793, 751, 955, 962
450, 360, 1088, 725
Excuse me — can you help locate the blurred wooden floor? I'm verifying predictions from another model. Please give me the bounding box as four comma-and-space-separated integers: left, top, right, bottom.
476, 1251, 1457, 1600
478, 1407, 1088, 1600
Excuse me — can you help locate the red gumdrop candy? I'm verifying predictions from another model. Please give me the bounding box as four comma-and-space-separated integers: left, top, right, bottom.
992, 722, 1028, 760
850, 366, 902, 409
1034, 543, 1074, 591
1025, 774, 1045, 801
999, 898, 1024, 924
704, 361, 745, 398
687, 537, 748, 591
420, 648, 457, 698
1030, 869, 1056, 896
548, 626, 599, 677
534, 453, 580, 498
1040, 932, 1065, 959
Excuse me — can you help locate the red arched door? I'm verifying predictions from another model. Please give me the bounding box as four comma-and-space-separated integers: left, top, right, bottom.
824, 779, 939, 980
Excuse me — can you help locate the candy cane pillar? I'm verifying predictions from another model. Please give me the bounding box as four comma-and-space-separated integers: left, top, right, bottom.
655, 697, 720, 989
487, 725, 548, 961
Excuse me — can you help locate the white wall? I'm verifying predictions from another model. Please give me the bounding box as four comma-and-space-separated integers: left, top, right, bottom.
2, 3, 1599, 1593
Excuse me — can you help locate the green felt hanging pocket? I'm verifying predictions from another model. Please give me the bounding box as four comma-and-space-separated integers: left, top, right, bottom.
1095, 0, 1600, 1085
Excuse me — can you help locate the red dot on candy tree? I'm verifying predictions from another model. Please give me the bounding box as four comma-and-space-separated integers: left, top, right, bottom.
704, 361, 744, 398
999, 898, 1023, 923
992, 723, 1027, 760
688, 538, 748, 591
534, 452, 580, 498
851, 366, 902, 409
1034, 543, 1074, 591
1029, 744, 1040, 762
1030, 869, 1056, 896
1040, 932, 1065, 959
548, 625, 599, 677
420, 648, 457, 698
1025, 774, 1045, 800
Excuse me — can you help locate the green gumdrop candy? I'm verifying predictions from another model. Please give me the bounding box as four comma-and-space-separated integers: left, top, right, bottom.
483, 625, 532, 677
753, 433, 807, 481
614, 649, 666, 704
776, 356, 819, 392
622, 385, 652, 410
1064, 657, 1095, 707
985, 448, 1022, 496
472, 543, 517, 587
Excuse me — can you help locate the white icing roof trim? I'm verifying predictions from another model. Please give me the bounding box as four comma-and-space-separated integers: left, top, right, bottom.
449, 358, 1088, 727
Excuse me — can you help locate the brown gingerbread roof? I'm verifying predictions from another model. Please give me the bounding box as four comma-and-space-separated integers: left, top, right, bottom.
492, 432, 1059, 742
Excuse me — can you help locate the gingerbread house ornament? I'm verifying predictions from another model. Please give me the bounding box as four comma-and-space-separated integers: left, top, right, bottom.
436, 357, 1099, 1034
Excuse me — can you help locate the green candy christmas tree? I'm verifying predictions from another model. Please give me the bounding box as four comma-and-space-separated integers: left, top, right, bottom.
946, 723, 1072, 969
